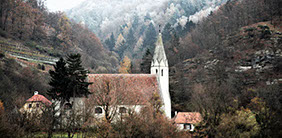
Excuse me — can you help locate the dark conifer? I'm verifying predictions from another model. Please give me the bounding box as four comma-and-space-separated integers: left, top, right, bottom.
48, 54, 92, 103
48, 57, 69, 102
105, 32, 115, 51
66, 54, 92, 100
162, 23, 172, 43
142, 22, 157, 52
140, 49, 153, 73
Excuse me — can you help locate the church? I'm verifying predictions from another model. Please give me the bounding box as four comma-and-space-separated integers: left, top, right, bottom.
85, 32, 172, 119
20, 32, 172, 125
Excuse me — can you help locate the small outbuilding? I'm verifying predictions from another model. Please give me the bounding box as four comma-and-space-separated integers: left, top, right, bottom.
20, 91, 51, 116
173, 112, 202, 131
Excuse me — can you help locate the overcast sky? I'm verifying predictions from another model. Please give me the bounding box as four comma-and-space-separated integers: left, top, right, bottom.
45, 0, 86, 12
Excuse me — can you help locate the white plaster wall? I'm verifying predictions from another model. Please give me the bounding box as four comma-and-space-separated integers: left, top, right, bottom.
20, 102, 44, 115
151, 66, 171, 119
93, 105, 144, 122
176, 124, 195, 131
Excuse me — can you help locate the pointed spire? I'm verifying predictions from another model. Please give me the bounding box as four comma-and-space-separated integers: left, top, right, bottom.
152, 32, 168, 67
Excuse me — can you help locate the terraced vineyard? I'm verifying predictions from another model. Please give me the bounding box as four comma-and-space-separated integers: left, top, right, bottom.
0, 40, 59, 65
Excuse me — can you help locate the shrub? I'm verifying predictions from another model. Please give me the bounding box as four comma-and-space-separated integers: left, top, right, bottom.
0, 29, 8, 38
258, 25, 270, 30
41, 65, 45, 70
245, 27, 256, 32
37, 64, 42, 70
0, 52, 4, 58
25, 41, 37, 48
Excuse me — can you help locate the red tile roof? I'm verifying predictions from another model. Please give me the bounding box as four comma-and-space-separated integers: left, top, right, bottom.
87, 74, 160, 105
173, 112, 202, 124
27, 94, 52, 106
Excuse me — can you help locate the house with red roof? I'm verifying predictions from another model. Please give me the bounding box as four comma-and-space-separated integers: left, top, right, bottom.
173, 112, 203, 131
20, 91, 51, 116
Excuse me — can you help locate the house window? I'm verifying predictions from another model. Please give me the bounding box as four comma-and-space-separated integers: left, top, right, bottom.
184, 124, 191, 130
28, 104, 32, 108
119, 107, 127, 113
161, 69, 163, 76
36, 103, 40, 108
95, 107, 103, 114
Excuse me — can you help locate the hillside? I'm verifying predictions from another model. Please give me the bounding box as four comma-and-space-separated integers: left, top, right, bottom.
165, 0, 281, 136
0, 53, 50, 110
0, 0, 117, 73
66, 0, 228, 64
67, 0, 228, 39
0, 0, 119, 112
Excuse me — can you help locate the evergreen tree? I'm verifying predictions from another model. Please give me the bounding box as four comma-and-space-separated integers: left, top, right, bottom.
132, 15, 139, 30
142, 23, 157, 52
48, 54, 92, 104
140, 49, 153, 73
144, 13, 151, 21
175, 23, 183, 36
105, 32, 115, 51
139, 24, 147, 36
48, 57, 69, 102
182, 21, 195, 36
66, 54, 92, 100
125, 28, 136, 52
162, 23, 172, 43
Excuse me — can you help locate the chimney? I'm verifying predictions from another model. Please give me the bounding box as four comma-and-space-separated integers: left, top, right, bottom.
34, 91, 39, 95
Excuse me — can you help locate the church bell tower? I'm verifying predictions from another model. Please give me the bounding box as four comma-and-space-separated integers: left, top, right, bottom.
151, 30, 171, 119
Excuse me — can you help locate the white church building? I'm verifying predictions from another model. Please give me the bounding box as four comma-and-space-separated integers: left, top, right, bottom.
62, 32, 171, 120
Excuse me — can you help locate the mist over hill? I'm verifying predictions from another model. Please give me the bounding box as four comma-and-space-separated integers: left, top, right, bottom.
66, 0, 228, 66
66, 0, 227, 39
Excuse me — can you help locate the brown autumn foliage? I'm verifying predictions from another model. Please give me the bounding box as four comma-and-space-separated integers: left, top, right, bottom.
111, 108, 191, 138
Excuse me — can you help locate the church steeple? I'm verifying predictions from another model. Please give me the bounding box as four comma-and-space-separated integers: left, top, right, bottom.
151, 33, 168, 67
151, 31, 171, 119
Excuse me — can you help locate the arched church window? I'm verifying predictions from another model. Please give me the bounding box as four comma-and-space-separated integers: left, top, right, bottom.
161, 69, 163, 76
156, 69, 158, 74
95, 107, 103, 114
119, 107, 127, 113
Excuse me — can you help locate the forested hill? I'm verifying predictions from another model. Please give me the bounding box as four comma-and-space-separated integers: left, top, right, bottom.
164, 0, 281, 137
66, 0, 228, 67
0, 0, 117, 73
